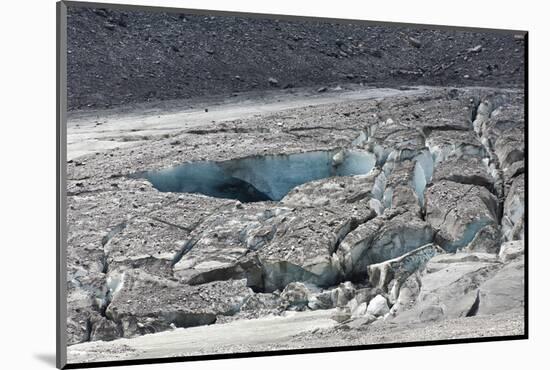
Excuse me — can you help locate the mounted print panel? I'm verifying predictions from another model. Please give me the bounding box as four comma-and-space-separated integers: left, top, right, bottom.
56, 1, 527, 368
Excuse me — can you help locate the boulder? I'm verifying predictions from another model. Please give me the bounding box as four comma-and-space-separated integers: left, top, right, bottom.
308, 290, 334, 310
408, 36, 422, 48
355, 287, 383, 304
366, 295, 390, 317
351, 302, 368, 318
331, 281, 356, 307
281, 282, 311, 310
388, 272, 422, 316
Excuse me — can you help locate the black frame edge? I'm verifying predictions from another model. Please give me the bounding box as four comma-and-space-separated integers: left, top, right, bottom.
523, 32, 529, 339
57, 1, 68, 369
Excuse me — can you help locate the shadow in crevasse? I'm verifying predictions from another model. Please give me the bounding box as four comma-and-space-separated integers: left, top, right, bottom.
132, 150, 376, 203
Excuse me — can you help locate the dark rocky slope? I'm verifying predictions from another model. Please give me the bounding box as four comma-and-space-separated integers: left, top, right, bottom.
67, 6, 525, 110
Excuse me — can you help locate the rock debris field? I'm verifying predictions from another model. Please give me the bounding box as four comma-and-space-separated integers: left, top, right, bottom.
67, 7, 525, 110
65, 6, 525, 364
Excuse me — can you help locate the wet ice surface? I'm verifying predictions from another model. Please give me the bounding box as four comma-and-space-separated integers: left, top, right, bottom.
133, 150, 376, 202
